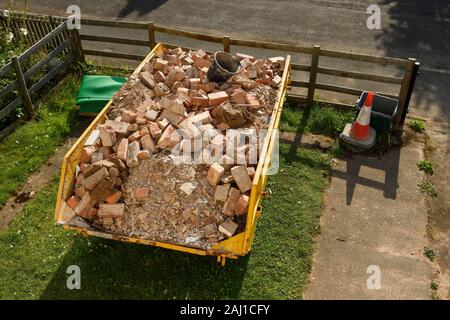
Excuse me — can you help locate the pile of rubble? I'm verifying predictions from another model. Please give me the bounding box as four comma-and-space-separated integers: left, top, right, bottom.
65, 46, 285, 249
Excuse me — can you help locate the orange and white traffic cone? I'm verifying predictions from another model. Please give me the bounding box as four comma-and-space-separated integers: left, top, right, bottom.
339, 91, 376, 151
350, 91, 373, 140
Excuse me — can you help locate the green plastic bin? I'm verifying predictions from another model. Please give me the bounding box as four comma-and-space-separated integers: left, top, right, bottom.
356, 91, 398, 134
76, 75, 127, 115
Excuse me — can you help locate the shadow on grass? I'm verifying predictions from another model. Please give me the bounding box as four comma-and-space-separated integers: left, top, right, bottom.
35, 144, 327, 300
40, 238, 249, 299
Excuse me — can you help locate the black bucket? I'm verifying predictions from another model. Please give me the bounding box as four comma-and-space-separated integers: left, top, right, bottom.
207, 51, 241, 83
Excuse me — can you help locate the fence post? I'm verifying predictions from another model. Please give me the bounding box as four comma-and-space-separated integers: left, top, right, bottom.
12, 56, 34, 119
68, 26, 85, 63
223, 36, 230, 53
307, 45, 320, 105
148, 22, 156, 49
396, 58, 417, 128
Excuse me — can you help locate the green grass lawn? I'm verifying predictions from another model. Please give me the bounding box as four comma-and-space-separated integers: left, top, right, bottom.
281, 103, 355, 137
0, 65, 131, 209
0, 143, 330, 299
0, 74, 80, 208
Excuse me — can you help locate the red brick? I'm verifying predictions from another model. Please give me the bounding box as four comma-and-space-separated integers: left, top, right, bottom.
193, 57, 212, 69
230, 90, 247, 104
104, 120, 129, 135
214, 183, 231, 204
219, 218, 238, 237
67, 195, 80, 210
160, 96, 186, 115
222, 187, 240, 216
154, 70, 166, 83
158, 118, 170, 130
82, 167, 108, 190
74, 192, 93, 218
246, 166, 256, 178
201, 82, 216, 93
159, 108, 184, 126
127, 131, 141, 142
245, 94, 260, 107
140, 134, 156, 153
235, 194, 249, 215
98, 203, 125, 218
75, 186, 87, 198
105, 191, 122, 204
139, 71, 156, 89
121, 110, 137, 123
177, 118, 201, 139
117, 138, 129, 162
80, 146, 95, 163
154, 58, 169, 71
135, 187, 150, 199
208, 91, 229, 107
126, 141, 140, 168
137, 150, 151, 160
190, 95, 209, 108
231, 166, 253, 193
207, 163, 225, 186
147, 121, 162, 140
255, 75, 272, 85
189, 78, 201, 90
136, 116, 147, 125
99, 125, 117, 147
157, 124, 182, 149
189, 111, 212, 125
145, 109, 159, 121
271, 75, 282, 87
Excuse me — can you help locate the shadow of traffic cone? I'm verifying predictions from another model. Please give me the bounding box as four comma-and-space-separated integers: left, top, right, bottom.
339, 91, 376, 152
351, 91, 373, 140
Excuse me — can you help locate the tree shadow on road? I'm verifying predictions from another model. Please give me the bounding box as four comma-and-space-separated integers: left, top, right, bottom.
118, 0, 168, 18
376, 0, 450, 122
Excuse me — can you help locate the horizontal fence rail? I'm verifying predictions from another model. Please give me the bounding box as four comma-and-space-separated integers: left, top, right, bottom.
1, 11, 419, 131
0, 13, 80, 140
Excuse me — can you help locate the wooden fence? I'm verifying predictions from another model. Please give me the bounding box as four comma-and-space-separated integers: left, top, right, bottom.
0, 13, 82, 140
1, 11, 420, 129
72, 17, 421, 127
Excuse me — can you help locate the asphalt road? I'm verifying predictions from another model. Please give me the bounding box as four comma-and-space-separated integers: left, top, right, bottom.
3, 0, 449, 66
2, 0, 449, 120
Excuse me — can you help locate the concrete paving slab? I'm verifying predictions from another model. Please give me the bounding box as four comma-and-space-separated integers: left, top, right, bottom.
304, 145, 432, 299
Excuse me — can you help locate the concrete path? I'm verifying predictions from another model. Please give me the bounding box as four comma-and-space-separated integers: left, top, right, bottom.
304, 141, 432, 299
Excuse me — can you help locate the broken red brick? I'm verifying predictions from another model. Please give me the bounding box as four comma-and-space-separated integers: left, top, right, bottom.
127, 131, 141, 142
117, 138, 129, 162
121, 110, 137, 123
157, 124, 182, 149
137, 150, 151, 160
126, 141, 140, 167
231, 166, 253, 193
82, 167, 108, 190
67, 195, 80, 210
219, 217, 238, 237
147, 121, 162, 140
214, 183, 231, 204
208, 91, 229, 107
135, 187, 150, 199
139, 71, 156, 89
235, 194, 249, 215
105, 191, 122, 204
80, 146, 95, 163
140, 134, 156, 153
145, 109, 159, 121
98, 203, 125, 218
99, 125, 117, 147
207, 163, 225, 186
